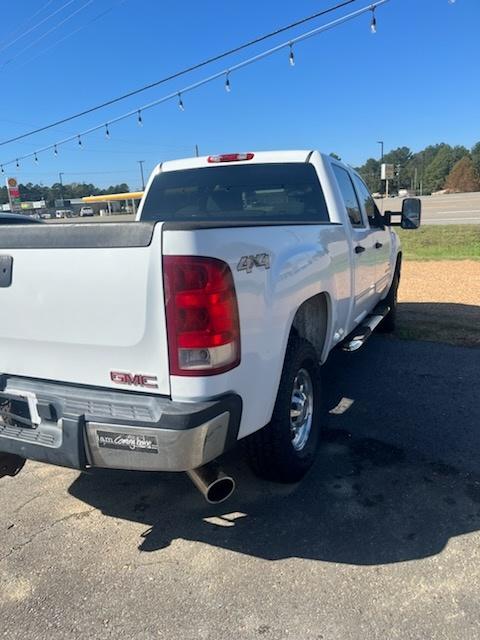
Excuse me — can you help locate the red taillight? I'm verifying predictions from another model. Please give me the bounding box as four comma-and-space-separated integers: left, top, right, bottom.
207, 153, 254, 163
163, 256, 241, 376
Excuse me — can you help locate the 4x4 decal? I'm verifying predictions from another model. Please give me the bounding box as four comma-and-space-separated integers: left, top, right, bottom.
237, 253, 271, 274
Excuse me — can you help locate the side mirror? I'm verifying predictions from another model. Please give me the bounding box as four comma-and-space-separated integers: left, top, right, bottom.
401, 198, 421, 229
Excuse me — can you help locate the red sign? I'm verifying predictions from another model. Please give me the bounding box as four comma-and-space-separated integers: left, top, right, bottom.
6, 177, 21, 212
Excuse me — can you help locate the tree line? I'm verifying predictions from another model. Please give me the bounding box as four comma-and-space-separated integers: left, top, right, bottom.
2, 141, 480, 207
347, 141, 480, 195
0, 182, 130, 207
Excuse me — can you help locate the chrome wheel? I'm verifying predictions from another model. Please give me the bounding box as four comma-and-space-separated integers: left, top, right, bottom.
290, 367, 314, 452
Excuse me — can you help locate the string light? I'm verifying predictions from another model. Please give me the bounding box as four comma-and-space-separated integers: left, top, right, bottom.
289, 43, 295, 66
1, 166, 3, 174
370, 6, 377, 33
105, 124, 110, 139
16, 159, 19, 168
34, 152, 39, 163
0, 1, 391, 171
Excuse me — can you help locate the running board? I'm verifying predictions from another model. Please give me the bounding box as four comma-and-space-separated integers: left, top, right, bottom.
341, 304, 390, 352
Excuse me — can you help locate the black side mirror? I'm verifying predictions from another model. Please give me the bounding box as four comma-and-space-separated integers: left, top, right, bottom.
401, 198, 421, 229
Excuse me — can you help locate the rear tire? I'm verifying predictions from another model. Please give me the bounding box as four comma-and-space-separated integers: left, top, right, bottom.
246, 335, 322, 483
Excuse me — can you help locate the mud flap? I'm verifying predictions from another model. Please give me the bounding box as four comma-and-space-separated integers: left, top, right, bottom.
0, 452, 26, 478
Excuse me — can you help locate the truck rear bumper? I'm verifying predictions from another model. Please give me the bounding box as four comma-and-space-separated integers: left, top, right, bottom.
0, 376, 241, 473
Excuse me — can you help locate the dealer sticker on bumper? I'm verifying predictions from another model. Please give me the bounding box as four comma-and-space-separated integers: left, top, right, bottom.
97, 431, 159, 454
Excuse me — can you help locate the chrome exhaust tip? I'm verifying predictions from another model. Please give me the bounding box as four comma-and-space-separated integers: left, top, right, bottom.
187, 462, 235, 504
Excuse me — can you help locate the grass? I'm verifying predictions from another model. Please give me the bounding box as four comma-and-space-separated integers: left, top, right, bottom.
397, 224, 480, 261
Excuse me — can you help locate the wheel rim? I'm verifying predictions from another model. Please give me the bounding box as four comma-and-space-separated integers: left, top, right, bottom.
290, 367, 314, 452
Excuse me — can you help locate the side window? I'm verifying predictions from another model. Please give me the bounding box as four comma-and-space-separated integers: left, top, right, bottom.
352, 175, 383, 228
331, 164, 364, 228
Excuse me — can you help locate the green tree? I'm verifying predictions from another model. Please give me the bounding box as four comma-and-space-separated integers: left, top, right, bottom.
445, 156, 480, 193
329, 152, 341, 161
471, 141, 480, 176
356, 158, 381, 193
422, 144, 468, 193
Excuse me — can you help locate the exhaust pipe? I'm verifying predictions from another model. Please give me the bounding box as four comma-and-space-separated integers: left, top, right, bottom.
187, 462, 235, 504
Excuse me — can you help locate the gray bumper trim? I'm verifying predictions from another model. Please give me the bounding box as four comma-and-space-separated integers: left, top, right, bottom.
0, 376, 242, 472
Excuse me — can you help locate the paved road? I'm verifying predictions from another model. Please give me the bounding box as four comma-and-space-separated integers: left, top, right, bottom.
377, 191, 480, 225
1, 336, 479, 639
48, 191, 480, 225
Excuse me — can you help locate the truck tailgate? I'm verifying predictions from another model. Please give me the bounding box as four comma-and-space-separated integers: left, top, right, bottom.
0, 222, 170, 394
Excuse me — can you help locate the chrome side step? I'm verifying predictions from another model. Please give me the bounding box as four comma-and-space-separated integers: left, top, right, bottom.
342, 305, 390, 352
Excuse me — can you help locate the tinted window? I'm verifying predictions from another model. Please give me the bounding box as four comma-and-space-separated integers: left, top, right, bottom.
352, 174, 382, 228
141, 163, 330, 223
331, 165, 364, 227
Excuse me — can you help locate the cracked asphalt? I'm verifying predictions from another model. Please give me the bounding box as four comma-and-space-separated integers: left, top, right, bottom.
1, 336, 479, 640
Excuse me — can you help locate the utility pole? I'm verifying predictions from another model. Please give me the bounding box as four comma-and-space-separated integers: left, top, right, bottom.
59, 172, 64, 206
377, 141, 384, 202
137, 160, 145, 191
377, 140, 384, 162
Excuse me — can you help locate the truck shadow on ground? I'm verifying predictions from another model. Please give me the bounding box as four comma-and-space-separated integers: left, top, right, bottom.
69, 334, 480, 565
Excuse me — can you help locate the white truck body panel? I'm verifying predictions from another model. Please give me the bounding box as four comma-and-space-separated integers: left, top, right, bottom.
0, 224, 171, 394
0, 149, 401, 450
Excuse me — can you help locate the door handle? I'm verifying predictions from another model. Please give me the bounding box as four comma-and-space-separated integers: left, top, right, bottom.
375, 242, 383, 249
355, 245, 366, 254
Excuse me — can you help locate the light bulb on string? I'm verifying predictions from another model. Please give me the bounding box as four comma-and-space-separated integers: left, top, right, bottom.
105, 124, 110, 139
289, 43, 295, 66
178, 93, 185, 111
16, 159, 19, 169
370, 7, 377, 33
1, 166, 4, 174
225, 73, 231, 92
54, 144, 58, 156
34, 152, 39, 164
137, 110, 143, 126
78, 135, 82, 148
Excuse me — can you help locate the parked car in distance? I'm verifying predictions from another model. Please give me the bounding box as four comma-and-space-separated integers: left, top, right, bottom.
79, 206, 94, 217
55, 209, 73, 219
0, 213, 42, 224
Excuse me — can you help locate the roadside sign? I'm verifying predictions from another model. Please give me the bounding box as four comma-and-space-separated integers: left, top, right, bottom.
381, 163, 394, 180
6, 177, 21, 212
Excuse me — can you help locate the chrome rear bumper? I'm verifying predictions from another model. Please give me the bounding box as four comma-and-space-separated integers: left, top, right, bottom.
0, 376, 241, 473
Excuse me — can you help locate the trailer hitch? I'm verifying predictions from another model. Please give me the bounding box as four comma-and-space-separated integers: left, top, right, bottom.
0, 452, 26, 479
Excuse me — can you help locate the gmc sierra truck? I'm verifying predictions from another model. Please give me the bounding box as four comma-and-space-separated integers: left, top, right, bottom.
0, 150, 420, 503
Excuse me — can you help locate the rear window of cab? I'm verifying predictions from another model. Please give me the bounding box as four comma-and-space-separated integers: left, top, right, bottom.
141, 163, 330, 223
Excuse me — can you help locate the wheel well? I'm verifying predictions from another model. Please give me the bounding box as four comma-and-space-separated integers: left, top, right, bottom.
290, 293, 329, 362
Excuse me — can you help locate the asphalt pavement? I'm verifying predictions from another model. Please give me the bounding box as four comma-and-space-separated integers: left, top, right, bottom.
48, 191, 480, 225
1, 335, 480, 639
377, 191, 480, 224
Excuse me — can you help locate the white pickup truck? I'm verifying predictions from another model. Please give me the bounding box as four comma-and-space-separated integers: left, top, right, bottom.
0, 151, 420, 503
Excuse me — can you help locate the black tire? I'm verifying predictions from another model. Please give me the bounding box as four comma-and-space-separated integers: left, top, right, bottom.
380, 265, 400, 333
246, 335, 322, 483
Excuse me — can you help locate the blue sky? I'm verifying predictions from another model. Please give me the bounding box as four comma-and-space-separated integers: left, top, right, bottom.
0, 0, 478, 189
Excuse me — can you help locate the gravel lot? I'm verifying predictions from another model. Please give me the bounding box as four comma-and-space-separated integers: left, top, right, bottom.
1, 336, 479, 640
398, 260, 480, 346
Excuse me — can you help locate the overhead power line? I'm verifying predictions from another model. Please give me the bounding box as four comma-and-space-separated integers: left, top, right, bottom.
1, 0, 94, 70
0, 0, 55, 50
0, 0, 391, 171
0, 0, 78, 55
0, 0, 360, 148
17, 0, 130, 71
